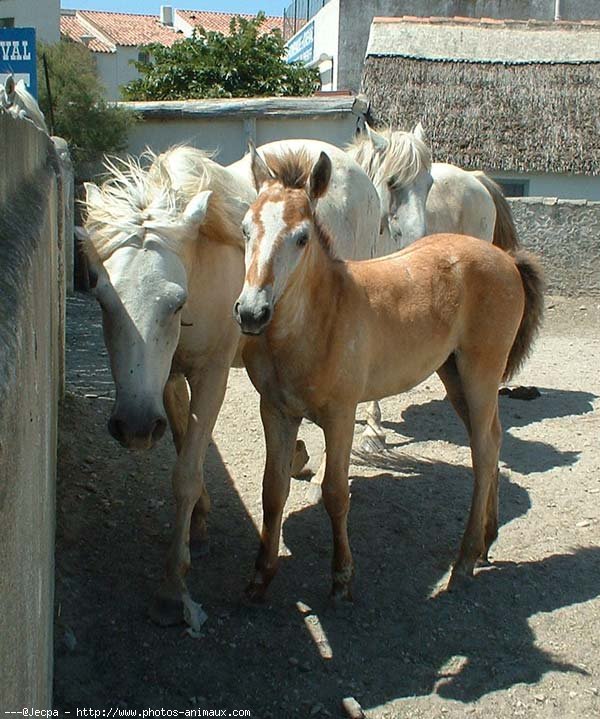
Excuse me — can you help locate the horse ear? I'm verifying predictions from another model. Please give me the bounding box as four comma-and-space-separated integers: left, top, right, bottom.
365, 123, 388, 153
183, 190, 212, 226
309, 152, 332, 202
249, 140, 274, 190
83, 182, 102, 207
412, 121, 427, 144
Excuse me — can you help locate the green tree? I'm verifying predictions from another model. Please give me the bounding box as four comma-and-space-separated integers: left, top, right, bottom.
122, 12, 319, 101
37, 40, 134, 174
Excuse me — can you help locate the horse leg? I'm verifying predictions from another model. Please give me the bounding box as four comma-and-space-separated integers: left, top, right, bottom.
149, 364, 229, 626
437, 354, 471, 437
322, 411, 356, 601
359, 400, 387, 452
164, 373, 209, 555
245, 398, 301, 602
448, 368, 502, 590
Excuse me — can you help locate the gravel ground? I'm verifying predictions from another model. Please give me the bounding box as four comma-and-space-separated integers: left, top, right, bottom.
55, 292, 600, 719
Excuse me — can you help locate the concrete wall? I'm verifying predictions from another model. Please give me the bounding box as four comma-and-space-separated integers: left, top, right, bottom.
0, 0, 60, 43
336, 0, 600, 91
122, 98, 367, 165
510, 197, 600, 296
0, 113, 68, 709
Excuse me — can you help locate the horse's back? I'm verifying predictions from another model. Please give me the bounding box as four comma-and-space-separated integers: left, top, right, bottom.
427, 164, 496, 242
230, 139, 380, 259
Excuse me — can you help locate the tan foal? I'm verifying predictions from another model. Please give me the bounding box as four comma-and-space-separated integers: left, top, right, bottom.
235, 147, 544, 601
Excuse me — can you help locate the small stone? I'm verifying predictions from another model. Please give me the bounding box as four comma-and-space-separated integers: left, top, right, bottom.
341, 697, 365, 719
310, 703, 324, 716
534, 694, 545, 702
288, 657, 299, 667
576, 520, 591, 528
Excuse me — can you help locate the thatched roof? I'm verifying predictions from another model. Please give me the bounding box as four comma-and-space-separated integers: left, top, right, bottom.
362, 17, 600, 176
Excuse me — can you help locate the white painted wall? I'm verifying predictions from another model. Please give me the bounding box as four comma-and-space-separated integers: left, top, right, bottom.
0, 0, 60, 43
494, 171, 600, 201
94, 47, 141, 101
124, 112, 360, 165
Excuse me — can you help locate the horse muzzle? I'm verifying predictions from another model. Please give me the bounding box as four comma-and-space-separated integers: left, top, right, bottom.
233, 298, 272, 336
108, 406, 167, 450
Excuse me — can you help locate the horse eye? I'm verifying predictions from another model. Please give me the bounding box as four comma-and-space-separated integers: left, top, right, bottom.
296, 232, 308, 248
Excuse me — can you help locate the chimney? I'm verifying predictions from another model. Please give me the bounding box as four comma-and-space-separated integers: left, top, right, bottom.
554, 0, 562, 21
80, 34, 95, 46
160, 5, 174, 26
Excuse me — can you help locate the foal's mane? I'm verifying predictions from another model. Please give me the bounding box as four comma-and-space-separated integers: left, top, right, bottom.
82, 146, 244, 263
347, 127, 431, 189
262, 148, 337, 258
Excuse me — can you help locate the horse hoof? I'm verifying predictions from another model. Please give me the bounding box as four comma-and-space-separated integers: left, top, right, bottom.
190, 537, 210, 559
359, 433, 386, 454
306, 481, 322, 505
244, 581, 267, 605
447, 567, 474, 592
148, 593, 185, 626
329, 584, 353, 611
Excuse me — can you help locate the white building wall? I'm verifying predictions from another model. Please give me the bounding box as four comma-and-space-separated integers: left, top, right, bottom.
286, 0, 340, 91
94, 47, 141, 101
0, 0, 60, 43
494, 172, 600, 201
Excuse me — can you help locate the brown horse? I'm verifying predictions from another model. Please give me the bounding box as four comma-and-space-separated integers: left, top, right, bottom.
234, 147, 544, 601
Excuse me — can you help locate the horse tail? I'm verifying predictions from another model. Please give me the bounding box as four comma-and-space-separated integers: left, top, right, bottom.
473, 172, 520, 252
503, 251, 545, 381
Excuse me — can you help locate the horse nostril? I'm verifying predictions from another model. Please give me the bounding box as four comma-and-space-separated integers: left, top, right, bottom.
151, 417, 167, 443
233, 300, 241, 318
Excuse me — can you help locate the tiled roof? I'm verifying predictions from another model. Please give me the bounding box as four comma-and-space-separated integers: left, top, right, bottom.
60, 13, 114, 53
176, 9, 283, 35
75, 10, 182, 49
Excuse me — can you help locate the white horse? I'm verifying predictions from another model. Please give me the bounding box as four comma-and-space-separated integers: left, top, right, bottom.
77, 141, 380, 624
348, 123, 519, 254
0, 75, 49, 133
228, 138, 381, 259
346, 122, 520, 448
77, 147, 252, 626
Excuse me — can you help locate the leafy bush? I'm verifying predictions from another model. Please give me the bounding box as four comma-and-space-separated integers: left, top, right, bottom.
122, 12, 319, 100
37, 40, 134, 174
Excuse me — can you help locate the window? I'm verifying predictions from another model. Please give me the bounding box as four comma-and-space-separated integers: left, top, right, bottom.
137, 50, 150, 65
0, 17, 15, 28
495, 180, 529, 198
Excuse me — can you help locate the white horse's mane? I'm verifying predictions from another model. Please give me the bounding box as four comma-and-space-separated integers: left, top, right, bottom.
83, 146, 245, 262
347, 127, 431, 189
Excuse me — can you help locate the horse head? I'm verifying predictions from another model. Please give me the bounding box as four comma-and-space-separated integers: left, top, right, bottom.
234, 145, 331, 335
78, 153, 213, 449
351, 123, 433, 249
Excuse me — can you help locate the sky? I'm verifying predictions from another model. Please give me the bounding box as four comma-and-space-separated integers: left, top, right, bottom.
60, 0, 287, 15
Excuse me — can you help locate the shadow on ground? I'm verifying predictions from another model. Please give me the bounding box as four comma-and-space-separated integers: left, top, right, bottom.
370, 387, 596, 475
54, 397, 600, 716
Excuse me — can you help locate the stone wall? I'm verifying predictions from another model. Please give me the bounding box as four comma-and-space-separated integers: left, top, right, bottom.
0, 113, 69, 709
510, 197, 600, 296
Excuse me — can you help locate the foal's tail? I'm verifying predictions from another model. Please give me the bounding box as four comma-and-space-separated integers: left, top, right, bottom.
473, 172, 520, 252
503, 251, 545, 381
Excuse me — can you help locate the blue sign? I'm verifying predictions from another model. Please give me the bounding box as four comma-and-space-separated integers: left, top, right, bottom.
287, 21, 314, 64
0, 28, 37, 98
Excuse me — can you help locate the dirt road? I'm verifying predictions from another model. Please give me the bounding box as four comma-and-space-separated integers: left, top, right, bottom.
54, 293, 600, 719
